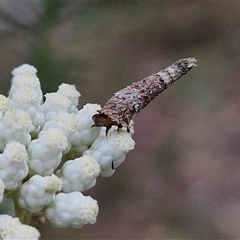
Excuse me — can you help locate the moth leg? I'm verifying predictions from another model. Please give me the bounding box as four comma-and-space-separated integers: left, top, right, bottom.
117, 124, 123, 133
111, 161, 115, 170
105, 125, 111, 137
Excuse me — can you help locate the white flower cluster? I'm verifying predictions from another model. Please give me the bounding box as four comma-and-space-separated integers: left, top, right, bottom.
0, 64, 135, 239
0, 215, 40, 240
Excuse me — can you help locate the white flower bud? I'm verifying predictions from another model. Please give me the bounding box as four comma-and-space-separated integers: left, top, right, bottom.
0, 142, 29, 190
0, 109, 32, 150
0, 214, 40, 239
0, 178, 5, 203
46, 192, 98, 228
41, 113, 78, 154
18, 174, 62, 213
42, 112, 78, 142
11, 63, 37, 76
9, 87, 44, 131
84, 128, 135, 177
28, 128, 68, 175
10, 87, 41, 110
41, 93, 71, 122
59, 155, 100, 193
57, 83, 81, 113
72, 103, 101, 154
9, 64, 42, 102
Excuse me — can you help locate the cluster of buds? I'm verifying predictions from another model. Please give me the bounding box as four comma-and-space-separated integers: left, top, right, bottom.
0, 63, 135, 239
0, 58, 196, 239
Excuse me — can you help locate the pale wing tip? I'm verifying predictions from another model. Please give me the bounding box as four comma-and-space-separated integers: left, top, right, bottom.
184, 57, 197, 68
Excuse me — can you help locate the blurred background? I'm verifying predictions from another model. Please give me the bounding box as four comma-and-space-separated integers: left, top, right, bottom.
1, 1, 240, 239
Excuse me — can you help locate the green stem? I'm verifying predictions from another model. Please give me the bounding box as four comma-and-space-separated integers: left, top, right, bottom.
5, 191, 32, 225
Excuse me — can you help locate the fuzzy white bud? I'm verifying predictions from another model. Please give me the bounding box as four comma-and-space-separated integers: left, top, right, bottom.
28, 128, 68, 175
59, 155, 100, 193
10, 87, 41, 110
9, 64, 42, 101
12, 63, 37, 76
0, 109, 32, 150
0, 141, 29, 190
46, 192, 98, 228
41, 93, 71, 122
57, 83, 81, 113
72, 103, 102, 154
41, 112, 78, 152
9, 87, 44, 131
18, 174, 62, 213
84, 128, 135, 177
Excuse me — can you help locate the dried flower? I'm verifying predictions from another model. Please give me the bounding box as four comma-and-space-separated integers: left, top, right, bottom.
92, 57, 197, 134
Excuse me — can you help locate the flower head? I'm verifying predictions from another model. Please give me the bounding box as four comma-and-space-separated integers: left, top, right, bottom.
59, 155, 100, 192
9, 64, 42, 101
28, 128, 68, 175
0, 141, 29, 190
57, 83, 81, 113
46, 192, 98, 228
18, 174, 62, 213
11, 64, 37, 76
84, 128, 135, 177
72, 103, 102, 154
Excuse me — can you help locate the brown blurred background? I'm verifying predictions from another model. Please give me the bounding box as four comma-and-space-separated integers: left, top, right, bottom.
1, 1, 240, 239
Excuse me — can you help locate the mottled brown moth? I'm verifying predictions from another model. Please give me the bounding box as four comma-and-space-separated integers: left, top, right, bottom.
92, 57, 197, 135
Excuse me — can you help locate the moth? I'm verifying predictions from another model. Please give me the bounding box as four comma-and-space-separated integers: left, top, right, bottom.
92, 57, 197, 135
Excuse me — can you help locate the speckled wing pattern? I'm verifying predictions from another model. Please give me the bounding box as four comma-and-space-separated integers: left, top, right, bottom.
92, 58, 197, 135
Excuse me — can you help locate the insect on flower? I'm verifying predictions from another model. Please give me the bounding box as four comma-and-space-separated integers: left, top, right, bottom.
92, 57, 197, 135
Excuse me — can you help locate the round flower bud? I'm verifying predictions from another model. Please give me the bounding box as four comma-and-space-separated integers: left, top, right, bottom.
0, 109, 32, 150
9, 64, 42, 102
72, 103, 101, 154
57, 83, 81, 113
84, 127, 135, 177
42, 112, 78, 143
11, 63, 37, 76
9, 87, 44, 131
18, 174, 62, 213
28, 128, 68, 176
46, 192, 98, 228
59, 155, 100, 192
41, 93, 71, 122
10, 87, 41, 111
0, 141, 29, 190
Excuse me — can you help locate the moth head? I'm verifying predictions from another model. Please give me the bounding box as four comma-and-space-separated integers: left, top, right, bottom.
92, 112, 122, 135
